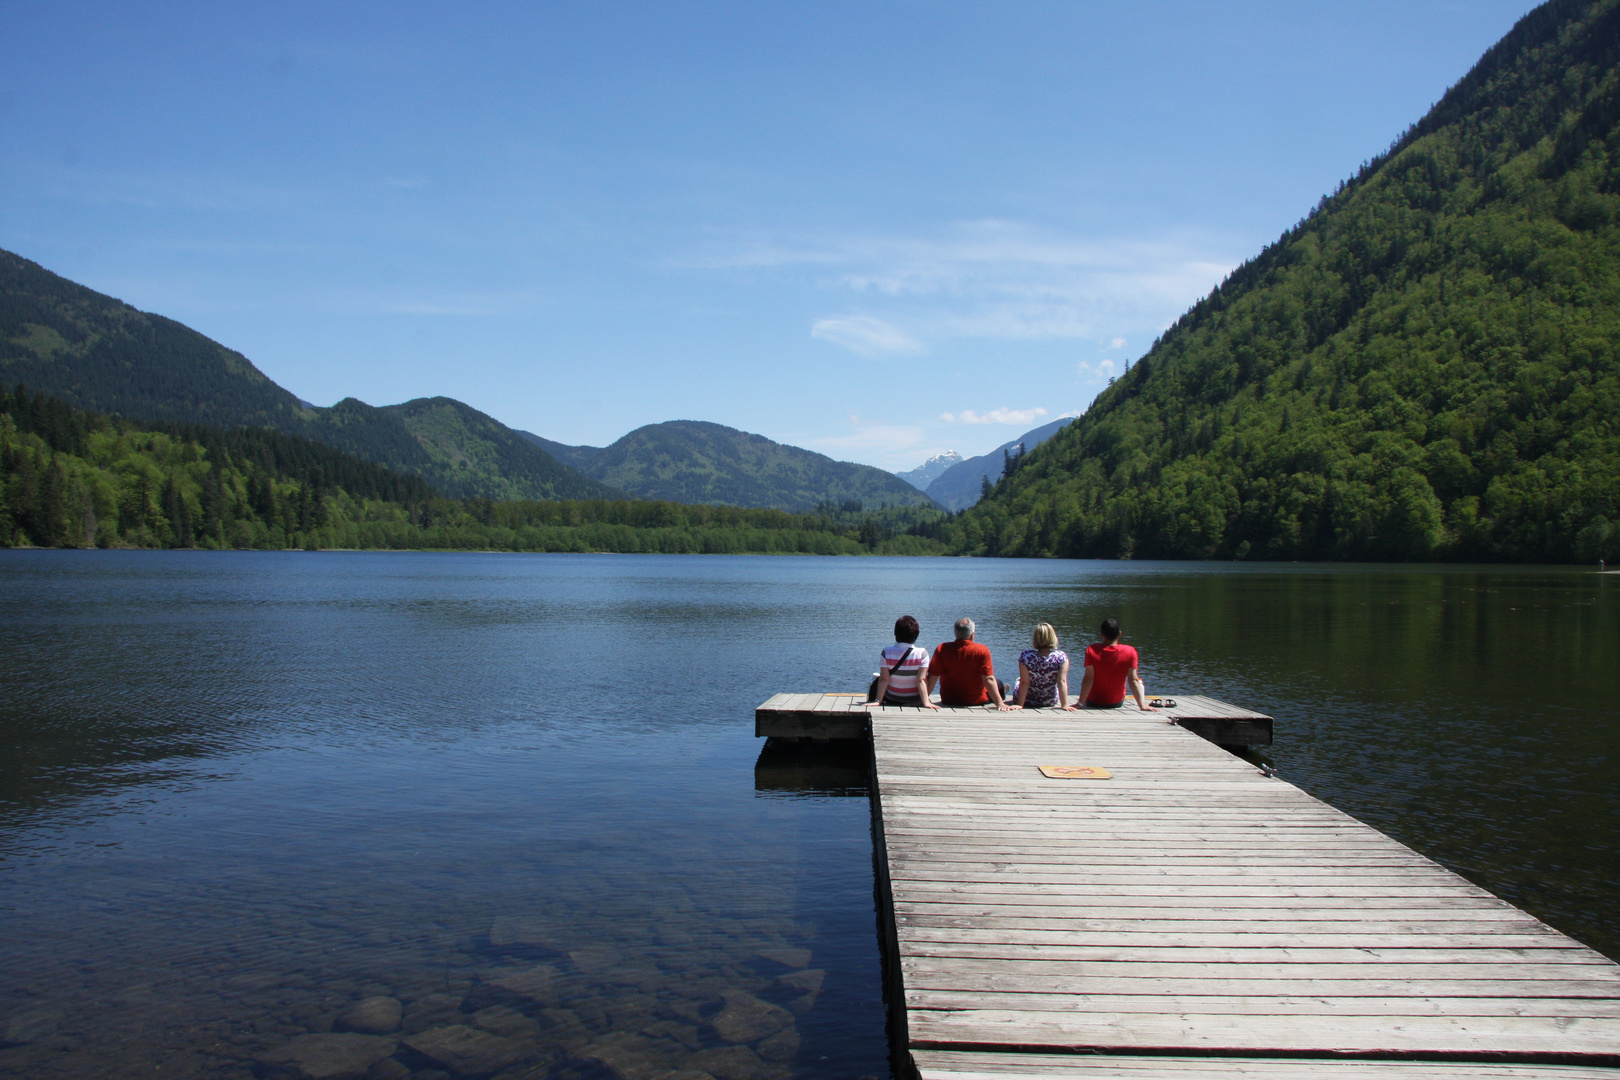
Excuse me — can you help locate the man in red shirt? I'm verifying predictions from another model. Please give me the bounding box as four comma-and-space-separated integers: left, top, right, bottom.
926, 618, 1014, 710
1080, 618, 1158, 711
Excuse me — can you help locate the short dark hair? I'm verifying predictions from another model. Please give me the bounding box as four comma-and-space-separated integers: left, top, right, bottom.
894, 615, 920, 643
1100, 618, 1121, 642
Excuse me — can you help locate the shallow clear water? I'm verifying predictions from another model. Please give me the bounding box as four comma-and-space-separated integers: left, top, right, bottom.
0, 552, 1616, 1080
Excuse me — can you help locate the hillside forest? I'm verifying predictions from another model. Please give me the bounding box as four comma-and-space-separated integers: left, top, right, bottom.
934, 0, 1620, 564
0, 386, 943, 556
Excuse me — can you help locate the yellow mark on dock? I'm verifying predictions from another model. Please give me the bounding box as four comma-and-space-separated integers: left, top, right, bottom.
1037, 765, 1112, 779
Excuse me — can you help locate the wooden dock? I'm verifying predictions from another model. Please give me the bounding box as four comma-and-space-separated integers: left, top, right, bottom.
756, 693, 1274, 747
758, 697, 1620, 1077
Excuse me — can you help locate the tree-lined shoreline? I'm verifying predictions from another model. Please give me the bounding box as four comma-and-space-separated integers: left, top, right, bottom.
0, 386, 943, 556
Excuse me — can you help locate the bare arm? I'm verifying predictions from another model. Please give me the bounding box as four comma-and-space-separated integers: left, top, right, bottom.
863, 666, 891, 709
1130, 666, 1156, 711
1059, 659, 1078, 711
1013, 661, 1030, 708
919, 662, 939, 710
1078, 664, 1095, 708
982, 672, 1012, 711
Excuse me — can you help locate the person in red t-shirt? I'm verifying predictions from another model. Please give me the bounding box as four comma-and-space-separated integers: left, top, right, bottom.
1079, 618, 1157, 711
926, 617, 1013, 710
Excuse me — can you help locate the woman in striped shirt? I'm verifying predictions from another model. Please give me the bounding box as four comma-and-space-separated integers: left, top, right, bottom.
866, 615, 940, 709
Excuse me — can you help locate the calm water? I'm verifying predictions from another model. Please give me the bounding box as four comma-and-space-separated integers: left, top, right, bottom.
1, 552, 1616, 1080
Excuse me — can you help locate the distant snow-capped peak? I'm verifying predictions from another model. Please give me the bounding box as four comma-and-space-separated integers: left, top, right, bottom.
896, 450, 964, 490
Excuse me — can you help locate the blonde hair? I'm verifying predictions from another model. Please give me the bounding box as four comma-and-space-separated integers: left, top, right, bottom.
1032, 622, 1058, 651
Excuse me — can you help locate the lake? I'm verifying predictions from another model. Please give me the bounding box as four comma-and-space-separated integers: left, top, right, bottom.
1, 552, 1616, 1080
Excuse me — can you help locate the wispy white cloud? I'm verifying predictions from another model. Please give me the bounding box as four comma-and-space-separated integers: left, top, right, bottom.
794, 413, 927, 470
810, 314, 924, 357
1078, 358, 1117, 379
941, 406, 1049, 426
692, 219, 1236, 350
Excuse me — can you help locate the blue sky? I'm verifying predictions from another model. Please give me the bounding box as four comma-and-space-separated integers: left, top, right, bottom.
2, 1, 1536, 471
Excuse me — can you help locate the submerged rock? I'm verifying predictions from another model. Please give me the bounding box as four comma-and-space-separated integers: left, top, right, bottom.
468, 1005, 542, 1042
461, 965, 563, 1011
753, 947, 811, 970
706, 992, 792, 1046
488, 916, 568, 951
753, 1025, 798, 1062
332, 997, 402, 1036
775, 969, 826, 1013
576, 1040, 673, 1080
685, 1045, 783, 1080
492, 963, 563, 1002
567, 945, 623, 975
640, 1020, 702, 1051
255, 1032, 397, 1080
363, 1059, 409, 1080
0, 1010, 61, 1047
537, 1006, 590, 1045
402, 1024, 525, 1078
774, 969, 823, 995
400, 994, 460, 1032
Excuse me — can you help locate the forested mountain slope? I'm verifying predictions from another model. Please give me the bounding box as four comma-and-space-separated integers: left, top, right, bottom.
925, 417, 1074, 511
0, 250, 929, 512
943, 0, 1620, 563
0, 383, 432, 549
579, 420, 940, 512
1, 385, 937, 554
315, 397, 622, 502
0, 249, 619, 502
0, 249, 307, 429
514, 429, 602, 472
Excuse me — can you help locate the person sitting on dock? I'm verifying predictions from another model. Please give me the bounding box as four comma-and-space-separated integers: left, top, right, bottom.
1079, 617, 1157, 711
926, 618, 1014, 710
1010, 623, 1076, 711
866, 615, 940, 709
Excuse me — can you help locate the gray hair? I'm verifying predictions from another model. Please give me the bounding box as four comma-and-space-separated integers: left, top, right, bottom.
954, 617, 975, 640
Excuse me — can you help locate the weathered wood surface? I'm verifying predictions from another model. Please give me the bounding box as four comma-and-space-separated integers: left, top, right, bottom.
913, 1050, 1620, 1079
755, 691, 871, 739
755, 692, 1274, 745
870, 709, 1620, 1076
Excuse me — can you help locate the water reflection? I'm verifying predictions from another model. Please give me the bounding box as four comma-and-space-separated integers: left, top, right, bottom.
753, 742, 869, 799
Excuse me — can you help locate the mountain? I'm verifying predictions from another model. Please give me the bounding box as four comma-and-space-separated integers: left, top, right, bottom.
0, 248, 616, 502
0, 248, 307, 429
524, 421, 940, 513
3, 385, 927, 555
940, 0, 1620, 563
925, 418, 1075, 511
310, 397, 623, 502
514, 429, 602, 472
0, 249, 942, 514
896, 451, 963, 490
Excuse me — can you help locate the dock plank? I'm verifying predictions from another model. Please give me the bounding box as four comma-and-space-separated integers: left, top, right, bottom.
866, 706, 1620, 1074
913, 1050, 1620, 1079
756, 692, 1274, 744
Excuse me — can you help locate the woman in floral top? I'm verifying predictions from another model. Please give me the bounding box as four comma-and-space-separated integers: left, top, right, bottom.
1011, 622, 1077, 711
